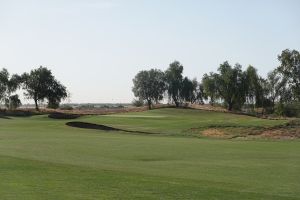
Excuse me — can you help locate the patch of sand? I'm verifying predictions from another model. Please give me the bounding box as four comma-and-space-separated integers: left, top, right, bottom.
202, 129, 225, 138
260, 128, 300, 139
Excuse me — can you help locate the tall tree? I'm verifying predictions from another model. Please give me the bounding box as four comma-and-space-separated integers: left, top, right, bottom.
214, 62, 246, 111
277, 49, 300, 101
265, 69, 288, 110
180, 77, 194, 103
245, 65, 263, 109
0, 68, 9, 105
0, 68, 22, 108
22, 66, 67, 111
132, 69, 166, 109
202, 72, 218, 105
180, 78, 204, 104
5, 94, 22, 110
47, 79, 68, 109
165, 61, 183, 107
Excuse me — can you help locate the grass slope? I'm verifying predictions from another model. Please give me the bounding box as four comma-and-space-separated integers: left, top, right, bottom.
0, 108, 299, 199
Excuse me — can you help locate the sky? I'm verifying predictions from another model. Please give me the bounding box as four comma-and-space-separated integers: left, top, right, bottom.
0, 0, 300, 103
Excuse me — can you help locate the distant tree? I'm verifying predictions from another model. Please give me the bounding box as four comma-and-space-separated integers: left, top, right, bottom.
165, 61, 184, 107
180, 78, 204, 104
47, 80, 68, 109
277, 49, 300, 101
180, 77, 194, 103
5, 94, 22, 110
22, 66, 67, 111
0, 68, 9, 105
191, 78, 205, 104
265, 69, 285, 110
132, 69, 166, 109
214, 62, 246, 111
195, 82, 206, 104
202, 72, 218, 105
0, 68, 22, 108
245, 65, 263, 109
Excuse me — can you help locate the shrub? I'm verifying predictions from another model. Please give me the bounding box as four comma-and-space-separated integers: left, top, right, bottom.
132, 98, 144, 107
283, 102, 300, 117
275, 102, 300, 117
59, 105, 73, 110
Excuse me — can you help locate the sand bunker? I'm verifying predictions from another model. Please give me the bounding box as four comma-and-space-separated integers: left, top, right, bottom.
66, 121, 157, 134
202, 129, 225, 138
66, 122, 119, 131
48, 113, 81, 119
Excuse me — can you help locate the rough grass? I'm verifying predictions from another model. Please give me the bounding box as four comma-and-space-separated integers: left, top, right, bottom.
0, 108, 299, 199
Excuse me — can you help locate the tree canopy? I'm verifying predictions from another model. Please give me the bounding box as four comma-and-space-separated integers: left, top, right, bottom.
132, 69, 166, 109
22, 66, 67, 110
165, 61, 184, 107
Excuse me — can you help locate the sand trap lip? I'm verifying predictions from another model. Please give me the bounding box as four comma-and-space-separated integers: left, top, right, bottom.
66, 121, 158, 134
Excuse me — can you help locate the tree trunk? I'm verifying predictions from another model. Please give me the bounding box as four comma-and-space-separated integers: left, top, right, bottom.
147, 99, 152, 110
34, 98, 39, 111
174, 101, 179, 107
228, 102, 233, 111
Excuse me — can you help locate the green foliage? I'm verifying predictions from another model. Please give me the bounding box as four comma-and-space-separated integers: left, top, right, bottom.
0, 68, 9, 103
4, 94, 22, 110
213, 62, 247, 111
131, 98, 144, 107
0, 68, 22, 108
277, 49, 300, 101
165, 61, 184, 107
22, 66, 67, 110
202, 72, 219, 105
245, 65, 263, 108
47, 80, 68, 109
275, 102, 300, 117
132, 69, 166, 109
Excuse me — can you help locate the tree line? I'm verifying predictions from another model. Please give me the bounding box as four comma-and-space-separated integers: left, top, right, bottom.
132, 49, 300, 116
0, 66, 67, 111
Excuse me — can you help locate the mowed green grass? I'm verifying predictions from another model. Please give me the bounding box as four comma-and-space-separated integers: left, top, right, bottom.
79, 108, 288, 135
0, 108, 299, 199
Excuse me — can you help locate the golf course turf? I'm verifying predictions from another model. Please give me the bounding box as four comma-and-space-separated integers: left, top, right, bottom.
0, 108, 299, 199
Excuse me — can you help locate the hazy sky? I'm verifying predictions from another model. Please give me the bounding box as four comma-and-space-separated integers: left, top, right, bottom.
1, 0, 300, 103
